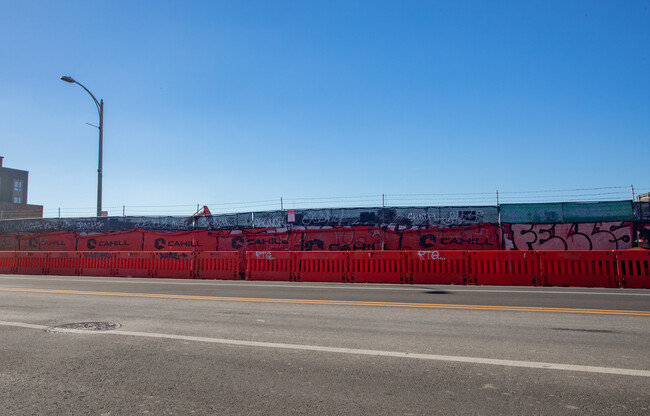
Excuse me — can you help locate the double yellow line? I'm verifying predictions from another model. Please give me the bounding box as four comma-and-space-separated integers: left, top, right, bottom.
1, 287, 649, 316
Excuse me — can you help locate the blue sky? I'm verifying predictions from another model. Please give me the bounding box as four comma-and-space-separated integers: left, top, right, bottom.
1, 1, 649, 216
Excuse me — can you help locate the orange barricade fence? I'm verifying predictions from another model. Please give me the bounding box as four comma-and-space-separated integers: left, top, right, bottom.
0, 249, 647, 288
468, 251, 540, 286
0, 251, 16, 274
153, 251, 194, 279
296, 251, 349, 283
613, 250, 650, 289
194, 251, 239, 280
405, 250, 469, 285
15, 251, 48, 275
47, 251, 81, 276
538, 251, 618, 288
79, 251, 117, 276
246, 251, 296, 281
349, 251, 406, 283
114, 251, 154, 278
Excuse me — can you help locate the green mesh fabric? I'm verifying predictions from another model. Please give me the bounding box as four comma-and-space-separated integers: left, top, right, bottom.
499, 203, 564, 223
500, 201, 634, 224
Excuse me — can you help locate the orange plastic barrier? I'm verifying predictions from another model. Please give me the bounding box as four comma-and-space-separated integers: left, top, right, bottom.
405, 250, 469, 285
153, 251, 194, 279
0, 251, 16, 274
614, 250, 650, 288
538, 251, 617, 288
194, 251, 239, 280
114, 252, 154, 278
15, 251, 48, 275
349, 251, 406, 283
296, 251, 349, 282
47, 251, 81, 276
79, 251, 117, 276
468, 251, 540, 286
246, 251, 296, 281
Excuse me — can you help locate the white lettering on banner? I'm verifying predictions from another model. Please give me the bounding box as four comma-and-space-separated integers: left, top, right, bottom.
418, 251, 446, 261
255, 252, 275, 260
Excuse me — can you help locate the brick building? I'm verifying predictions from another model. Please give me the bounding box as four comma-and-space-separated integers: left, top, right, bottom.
0, 157, 43, 219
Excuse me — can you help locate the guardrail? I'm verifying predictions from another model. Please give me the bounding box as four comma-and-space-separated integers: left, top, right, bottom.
0, 250, 647, 288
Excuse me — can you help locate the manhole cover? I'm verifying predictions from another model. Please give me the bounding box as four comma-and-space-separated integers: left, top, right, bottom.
48, 322, 121, 333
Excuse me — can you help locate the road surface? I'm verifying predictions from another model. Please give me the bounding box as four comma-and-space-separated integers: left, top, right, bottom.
1, 274, 649, 415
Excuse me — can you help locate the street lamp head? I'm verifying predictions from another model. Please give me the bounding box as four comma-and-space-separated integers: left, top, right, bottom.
60, 76, 76, 83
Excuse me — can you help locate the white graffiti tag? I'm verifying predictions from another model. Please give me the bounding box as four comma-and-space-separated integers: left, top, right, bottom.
417, 251, 446, 261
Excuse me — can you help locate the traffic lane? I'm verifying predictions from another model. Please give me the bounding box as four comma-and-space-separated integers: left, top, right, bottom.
1, 327, 649, 415
1, 290, 649, 370
1, 274, 649, 311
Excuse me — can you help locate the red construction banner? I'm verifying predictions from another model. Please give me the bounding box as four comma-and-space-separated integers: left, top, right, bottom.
18, 232, 77, 251
77, 230, 144, 251
143, 230, 217, 251
216, 228, 298, 272
0, 233, 19, 251
502, 222, 633, 251
384, 224, 501, 250
298, 226, 384, 251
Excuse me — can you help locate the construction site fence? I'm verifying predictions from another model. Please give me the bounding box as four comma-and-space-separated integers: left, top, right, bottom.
1, 201, 648, 233
2, 250, 646, 288
2, 251, 239, 280
246, 250, 649, 288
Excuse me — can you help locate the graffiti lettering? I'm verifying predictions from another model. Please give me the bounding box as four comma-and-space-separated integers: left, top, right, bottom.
83, 252, 112, 259
252, 216, 285, 228
504, 222, 632, 251
417, 251, 446, 261
301, 210, 345, 226
159, 252, 189, 260
304, 239, 325, 251
255, 251, 275, 260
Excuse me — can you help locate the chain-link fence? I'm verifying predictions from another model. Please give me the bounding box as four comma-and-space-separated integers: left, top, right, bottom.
0, 201, 644, 234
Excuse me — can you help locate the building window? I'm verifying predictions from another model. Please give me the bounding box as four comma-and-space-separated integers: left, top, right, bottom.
13, 196, 22, 204
14, 179, 23, 192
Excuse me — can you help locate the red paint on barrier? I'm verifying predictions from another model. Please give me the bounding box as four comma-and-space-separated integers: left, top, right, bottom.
0, 251, 16, 274
15, 251, 48, 275
79, 251, 116, 277
194, 251, 239, 280
296, 251, 349, 282
538, 251, 617, 288
468, 251, 540, 286
349, 251, 406, 284
114, 252, 154, 278
217, 229, 297, 274
246, 251, 296, 281
153, 251, 194, 279
47, 251, 81, 276
405, 250, 469, 285
613, 250, 650, 289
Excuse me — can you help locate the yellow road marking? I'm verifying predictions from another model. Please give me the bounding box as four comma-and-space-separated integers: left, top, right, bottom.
1, 287, 649, 316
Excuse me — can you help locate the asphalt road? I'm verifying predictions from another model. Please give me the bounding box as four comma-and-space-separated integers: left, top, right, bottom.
1, 274, 649, 415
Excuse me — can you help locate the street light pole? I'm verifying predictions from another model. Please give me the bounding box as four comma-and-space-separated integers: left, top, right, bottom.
60, 76, 104, 217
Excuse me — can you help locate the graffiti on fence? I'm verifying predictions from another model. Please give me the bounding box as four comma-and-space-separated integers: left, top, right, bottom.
502, 222, 632, 250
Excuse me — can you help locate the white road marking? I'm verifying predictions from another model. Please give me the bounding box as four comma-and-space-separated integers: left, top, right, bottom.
1, 320, 648, 378
0, 275, 647, 296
